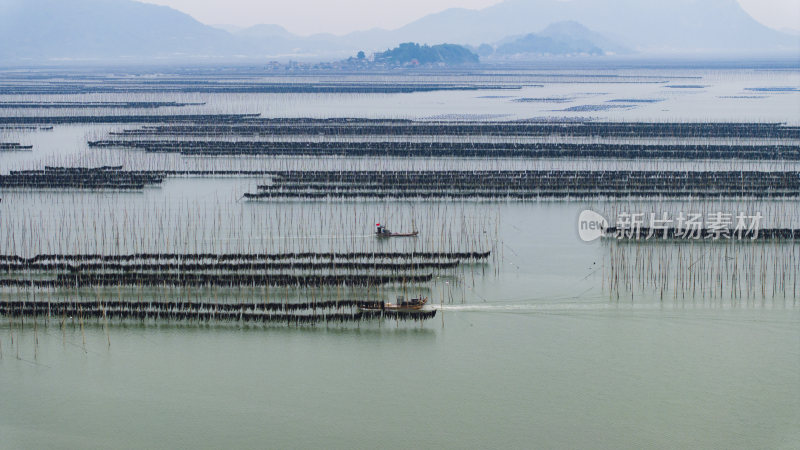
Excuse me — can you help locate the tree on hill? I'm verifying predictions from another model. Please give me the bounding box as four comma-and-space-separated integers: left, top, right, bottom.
373, 42, 479, 66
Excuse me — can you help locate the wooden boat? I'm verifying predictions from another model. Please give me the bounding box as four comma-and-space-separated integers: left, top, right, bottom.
375, 230, 419, 238
359, 296, 428, 311
375, 223, 418, 238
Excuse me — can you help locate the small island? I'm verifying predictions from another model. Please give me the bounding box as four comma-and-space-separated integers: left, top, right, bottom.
337, 42, 479, 70
372, 42, 479, 67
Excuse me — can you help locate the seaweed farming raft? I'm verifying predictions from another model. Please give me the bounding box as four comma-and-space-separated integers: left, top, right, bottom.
0, 251, 488, 288
0, 82, 515, 95
0, 300, 437, 325
0, 142, 33, 151
0, 166, 164, 189
0, 251, 490, 263
0, 101, 205, 109
88, 140, 800, 160
0, 274, 435, 288
0, 114, 258, 125
244, 170, 800, 200
101, 119, 800, 139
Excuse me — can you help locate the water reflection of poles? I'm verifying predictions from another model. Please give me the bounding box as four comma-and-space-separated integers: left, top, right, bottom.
442, 280, 449, 328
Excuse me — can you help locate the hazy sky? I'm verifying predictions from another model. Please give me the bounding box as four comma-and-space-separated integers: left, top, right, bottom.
138, 0, 800, 36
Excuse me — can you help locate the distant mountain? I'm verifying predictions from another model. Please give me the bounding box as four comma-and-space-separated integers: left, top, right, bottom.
373, 43, 478, 66
0, 0, 244, 62
0, 0, 358, 63
212, 24, 247, 34
538, 22, 631, 55
236, 24, 296, 40
229, 24, 354, 57
351, 0, 799, 54
0, 0, 797, 65
495, 34, 602, 57
489, 21, 629, 57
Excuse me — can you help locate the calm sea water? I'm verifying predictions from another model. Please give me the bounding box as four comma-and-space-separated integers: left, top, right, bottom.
1, 67, 799, 449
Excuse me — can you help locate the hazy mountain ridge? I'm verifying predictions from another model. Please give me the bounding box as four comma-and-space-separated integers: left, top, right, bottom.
0, 0, 797, 65
374, 0, 798, 53
0, 0, 244, 61
484, 21, 631, 57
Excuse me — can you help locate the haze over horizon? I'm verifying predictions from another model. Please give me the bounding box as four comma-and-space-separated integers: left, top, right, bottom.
1, 0, 797, 64
137, 0, 800, 36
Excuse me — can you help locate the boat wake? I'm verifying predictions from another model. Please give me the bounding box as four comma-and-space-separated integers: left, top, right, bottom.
430, 302, 614, 312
